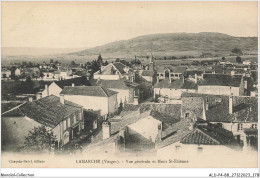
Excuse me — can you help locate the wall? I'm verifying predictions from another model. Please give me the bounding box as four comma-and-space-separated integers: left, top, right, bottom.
154, 88, 196, 100
64, 95, 109, 116
84, 141, 116, 155
1, 116, 42, 151
93, 74, 120, 80
198, 86, 240, 96
157, 141, 237, 157
143, 76, 153, 83
128, 116, 161, 143
108, 88, 130, 106
108, 94, 118, 116
42, 82, 62, 98
219, 122, 257, 136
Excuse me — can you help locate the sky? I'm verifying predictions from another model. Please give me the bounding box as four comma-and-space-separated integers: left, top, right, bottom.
2, 1, 258, 49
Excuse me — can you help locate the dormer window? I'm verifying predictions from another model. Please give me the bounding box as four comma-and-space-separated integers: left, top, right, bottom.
252, 124, 257, 129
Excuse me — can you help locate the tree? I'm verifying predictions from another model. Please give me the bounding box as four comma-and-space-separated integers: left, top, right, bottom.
71, 61, 76, 66
97, 54, 103, 64
24, 126, 56, 152
23, 76, 34, 94
222, 57, 226, 61
236, 56, 242, 63
231, 48, 243, 55
40, 72, 44, 78
104, 60, 109, 66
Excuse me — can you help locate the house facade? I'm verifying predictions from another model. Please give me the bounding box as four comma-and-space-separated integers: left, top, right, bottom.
90, 79, 140, 106
2, 95, 84, 151
41, 76, 89, 98
197, 73, 245, 96
156, 66, 186, 81
93, 62, 135, 82
1, 69, 11, 79
60, 86, 118, 116
154, 77, 197, 102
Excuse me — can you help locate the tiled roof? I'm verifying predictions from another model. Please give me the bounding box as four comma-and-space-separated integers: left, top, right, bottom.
90, 79, 138, 90
199, 74, 242, 87
141, 70, 155, 77
156, 65, 186, 73
182, 93, 258, 123
150, 110, 180, 125
54, 76, 89, 88
181, 124, 238, 146
60, 86, 118, 97
182, 97, 204, 119
2, 95, 82, 128
112, 62, 127, 74
140, 103, 182, 119
156, 118, 192, 149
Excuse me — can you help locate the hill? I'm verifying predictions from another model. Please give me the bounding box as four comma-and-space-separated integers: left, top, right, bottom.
2, 47, 86, 57
72, 32, 257, 57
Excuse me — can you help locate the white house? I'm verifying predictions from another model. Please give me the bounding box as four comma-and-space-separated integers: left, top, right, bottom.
156, 65, 186, 80
90, 79, 140, 106
2, 69, 11, 79
41, 76, 88, 98
197, 73, 245, 96
60, 86, 118, 116
154, 77, 197, 102
1, 95, 84, 151
93, 62, 135, 82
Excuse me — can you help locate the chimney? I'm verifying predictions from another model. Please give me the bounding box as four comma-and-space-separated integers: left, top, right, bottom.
244, 80, 247, 89
36, 92, 42, 100
28, 96, 33, 102
97, 77, 101, 84
156, 123, 163, 142
102, 121, 111, 140
229, 96, 233, 114
205, 102, 209, 111
72, 83, 75, 87
231, 71, 235, 76
60, 94, 65, 105
169, 77, 172, 84
157, 76, 159, 83
195, 73, 198, 84
45, 84, 49, 96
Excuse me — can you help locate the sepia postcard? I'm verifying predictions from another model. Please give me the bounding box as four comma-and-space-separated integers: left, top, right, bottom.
1, 1, 259, 176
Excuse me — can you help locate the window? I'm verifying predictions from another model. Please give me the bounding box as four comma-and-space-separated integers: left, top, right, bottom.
252, 124, 257, 129
238, 124, 243, 131
63, 120, 67, 130
67, 118, 70, 128
160, 74, 164, 76
73, 114, 76, 123
197, 147, 203, 153
171, 74, 174, 77
175, 74, 178, 77
79, 112, 82, 120
185, 113, 190, 118
157, 74, 159, 76
47, 74, 49, 77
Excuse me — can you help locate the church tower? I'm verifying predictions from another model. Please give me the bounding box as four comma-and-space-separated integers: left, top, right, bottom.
149, 53, 155, 71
